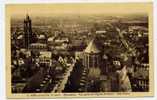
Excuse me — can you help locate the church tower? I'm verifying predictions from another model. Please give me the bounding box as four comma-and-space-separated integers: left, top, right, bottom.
83, 39, 101, 79
24, 14, 33, 49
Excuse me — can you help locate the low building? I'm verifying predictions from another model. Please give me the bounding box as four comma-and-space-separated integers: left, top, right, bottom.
47, 36, 55, 45
37, 34, 47, 43
29, 43, 47, 51
75, 51, 84, 60
96, 30, 107, 34
12, 83, 26, 93
70, 39, 86, 51
39, 51, 52, 67
54, 37, 69, 44
131, 63, 149, 91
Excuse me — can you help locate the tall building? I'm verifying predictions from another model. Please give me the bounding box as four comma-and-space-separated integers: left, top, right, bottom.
83, 39, 101, 79
24, 14, 36, 49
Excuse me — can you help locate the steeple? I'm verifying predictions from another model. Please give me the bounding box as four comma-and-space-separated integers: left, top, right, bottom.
24, 14, 33, 49
26, 13, 30, 20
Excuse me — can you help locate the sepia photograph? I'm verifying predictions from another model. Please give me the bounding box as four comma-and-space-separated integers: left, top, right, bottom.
5, 3, 153, 98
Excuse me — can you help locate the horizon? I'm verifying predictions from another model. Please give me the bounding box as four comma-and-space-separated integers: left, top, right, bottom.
7, 3, 150, 19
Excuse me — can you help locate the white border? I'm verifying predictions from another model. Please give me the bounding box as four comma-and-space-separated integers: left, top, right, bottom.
0, 0, 156, 100
0, 1, 5, 100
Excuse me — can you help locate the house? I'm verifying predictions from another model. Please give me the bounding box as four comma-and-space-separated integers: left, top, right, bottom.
39, 51, 52, 67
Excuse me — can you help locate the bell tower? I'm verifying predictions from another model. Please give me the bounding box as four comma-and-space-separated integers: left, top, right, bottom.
83, 39, 101, 79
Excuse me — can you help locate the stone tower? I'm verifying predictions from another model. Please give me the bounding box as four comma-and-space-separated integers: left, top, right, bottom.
83, 39, 101, 79
24, 14, 33, 49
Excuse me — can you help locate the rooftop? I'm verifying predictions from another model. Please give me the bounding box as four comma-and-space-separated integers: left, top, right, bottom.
39, 51, 52, 58
38, 34, 46, 39
30, 43, 47, 47
84, 39, 101, 54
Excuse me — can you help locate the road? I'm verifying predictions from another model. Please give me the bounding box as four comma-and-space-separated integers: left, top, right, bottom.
52, 62, 76, 92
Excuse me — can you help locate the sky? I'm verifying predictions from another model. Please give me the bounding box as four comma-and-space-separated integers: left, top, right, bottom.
6, 3, 151, 18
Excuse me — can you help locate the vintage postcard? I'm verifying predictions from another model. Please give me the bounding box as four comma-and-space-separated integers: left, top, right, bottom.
6, 3, 153, 98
